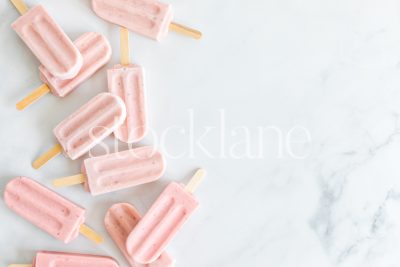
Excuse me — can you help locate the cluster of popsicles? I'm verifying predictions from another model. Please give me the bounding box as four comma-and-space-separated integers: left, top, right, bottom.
5, 0, 204, 266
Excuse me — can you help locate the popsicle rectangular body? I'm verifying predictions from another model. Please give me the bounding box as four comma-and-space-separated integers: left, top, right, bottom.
12, 5, 82, 79
126, 182, 199, 264
92, 0, 173, 41
54, 93, 126, 160
39, 32, 112, 97
4, 177, 85, 243
108, 65, 147, 143
83, 147, 165, 196
105, 203, 175, 267
34, 251, 120, 267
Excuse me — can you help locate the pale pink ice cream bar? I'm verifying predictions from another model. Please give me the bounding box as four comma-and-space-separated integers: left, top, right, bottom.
39, 32, 112, 97
105, 203, 175, 267
54, 93, 126, 160
82, 147, 165, 196
108, 64, 147, 143
92, 0, 173, 41
12, 5, 83, 79
4, 177, 85, 243
33, 251, 120, 267
126, 182, 199, 264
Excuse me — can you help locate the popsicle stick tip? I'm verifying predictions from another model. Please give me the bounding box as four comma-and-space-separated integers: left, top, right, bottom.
120, 27, 130, 66
32, 143, 63, 169
169, 22, 202, 40
53, 174, 86, 187
16, 84, 50, 111
80, 224, 104, 244
10, 0, 29, 15
185, 168, 206, 193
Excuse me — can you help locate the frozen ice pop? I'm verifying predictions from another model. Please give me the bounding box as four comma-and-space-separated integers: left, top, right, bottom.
126, 169, 206, 264
4, 177, 103, 244
52, 147, 166, 196
108, 64, 147, 143
9, 251, 120, 267
105, 203, 175, 267
32, 93, 126, 169
10, 0, 83, 79
92, 0, 202, 41
16, 32, 112, 111
108, 28, 147, 143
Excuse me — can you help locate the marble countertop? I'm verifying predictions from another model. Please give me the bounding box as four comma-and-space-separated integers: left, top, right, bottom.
1, 0, 400, 266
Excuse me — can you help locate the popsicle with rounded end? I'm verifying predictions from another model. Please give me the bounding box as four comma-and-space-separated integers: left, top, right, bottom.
91, 0, 202, 41
11, 1, 82, 79
16, 32, 112, 110
4, 177, 103, 244
126, 169, 206, 264
32, 93, 126, 169
10, 251, 120, 267
105, 203, 175, 267
108, 64, 147, 143
52, 147, 166, 196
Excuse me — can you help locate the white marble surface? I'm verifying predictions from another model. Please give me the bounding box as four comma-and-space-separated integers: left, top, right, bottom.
2, 0, 400, 266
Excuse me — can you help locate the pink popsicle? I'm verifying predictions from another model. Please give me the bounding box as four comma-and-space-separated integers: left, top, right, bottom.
39, 32, 112, 97
105, 203, 175, 267
91, 0, 201, 41
126, 169, 205, 264
4, 177, 85, 243
11, 4, 82, 79
33, 93, 126, 169
34, 251, 120, 267
108, 64, 147, 143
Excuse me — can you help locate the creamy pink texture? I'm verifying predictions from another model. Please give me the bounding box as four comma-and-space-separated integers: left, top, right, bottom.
39, 32, 112, 97
105, 203, 175, 267
33, 251, 119, 267
92, 0, 173, 41
53, 93, 126, 160
12, 5, 82, 79
4, 177, 85, 244
82, 147, 165, 196
126, 182, 199, 264
108, 65, 147, 143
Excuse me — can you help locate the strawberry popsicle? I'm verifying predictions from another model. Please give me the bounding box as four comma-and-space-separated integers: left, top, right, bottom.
108, 64, 146, 143
32, 93, 126, 169
126, 169, 206, 264
52, 147, 166, 196
10, 0, 82, 79
4, 177, 103, 244
16, 32, 112, 111
92, 0, 202, 41
105, 203, 175, 267
10, 251, 120, 267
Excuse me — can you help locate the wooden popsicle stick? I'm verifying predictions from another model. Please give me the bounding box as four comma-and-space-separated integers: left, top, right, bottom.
53, 174, 86, 187
80, 224, 104, 244
16, 84, 50, 111
10, 0, 29, 15
120, 27, 130, 66
185, 169, 206, 193
9, 265, 32, 267
169, 22, 202, 40
32, 143, 63, 169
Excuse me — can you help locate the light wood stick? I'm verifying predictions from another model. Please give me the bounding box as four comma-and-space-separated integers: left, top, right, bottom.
80, 224, 104, 244
53, 174, 86, 187
9, 265, 32, 267
120, 27, 130, 66
169, 22, 202, 40
16, 84, 50, 111
10, 0, 29, 15
32, 143, 63, 169
185, 169, 206, 193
